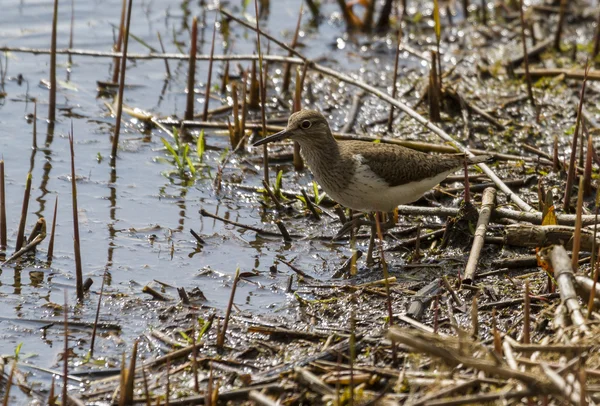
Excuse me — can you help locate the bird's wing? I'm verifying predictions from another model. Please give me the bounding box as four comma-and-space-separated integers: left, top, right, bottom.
343, 142, 465, 187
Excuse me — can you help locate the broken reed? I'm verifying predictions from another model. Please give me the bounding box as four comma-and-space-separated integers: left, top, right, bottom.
156, 31, 171, 77
293, 64, 308, 171
62, 290, 69, 404
15, 172, 32, 252
48, 0, 59, 123
428, 50, 441, 122
185, 17, 198, 121
202, 15, 218, 121
118, 341, 137, 405
111, 0, 134, 160
70, 132, 84, 301
553, 0, 567, 51
90, 270, 107, 356
254, 0, 269, 185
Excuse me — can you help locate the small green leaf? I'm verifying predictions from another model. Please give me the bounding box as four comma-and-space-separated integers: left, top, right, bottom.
433, 0, 441, 42
161, 137, 182, 168
197, 130, 205, 161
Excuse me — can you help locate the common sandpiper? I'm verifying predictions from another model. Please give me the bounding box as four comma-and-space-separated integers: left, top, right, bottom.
253, 110, 490, 257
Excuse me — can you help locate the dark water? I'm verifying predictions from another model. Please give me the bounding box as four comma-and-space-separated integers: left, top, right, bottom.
0, 0, 425, 402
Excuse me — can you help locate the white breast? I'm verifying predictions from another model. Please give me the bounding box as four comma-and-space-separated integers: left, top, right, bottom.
325, 154, 453, 212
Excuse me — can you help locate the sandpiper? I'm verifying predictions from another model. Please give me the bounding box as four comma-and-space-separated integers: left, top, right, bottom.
254, 110, 489, 263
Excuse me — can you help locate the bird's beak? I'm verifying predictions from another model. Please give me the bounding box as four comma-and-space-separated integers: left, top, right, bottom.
252, 129, 291, 147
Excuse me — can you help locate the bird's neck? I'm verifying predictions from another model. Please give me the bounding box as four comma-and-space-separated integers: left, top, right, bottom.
299, 133, 340, 172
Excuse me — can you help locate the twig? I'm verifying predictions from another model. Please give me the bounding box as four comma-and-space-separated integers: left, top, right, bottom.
463, 187, 496, 283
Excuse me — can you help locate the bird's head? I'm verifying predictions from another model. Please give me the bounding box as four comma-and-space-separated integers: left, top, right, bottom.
252, 110, 331, 148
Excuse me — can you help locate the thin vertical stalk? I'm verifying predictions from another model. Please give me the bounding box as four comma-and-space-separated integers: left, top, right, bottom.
157, 32, 171, 78
387, 28, 402, 132
111, 0, 133, 160
112, 0, 127, 83
15, 172, 32, 252
572, 176, 585, 270
563, 64, 590, 211
429, 51, 441, 122
584, 127, 593, 196
48, 0, 59, 123
62, 290, 68, 404
47, 196, 58, 262
594, 6, 600, 57
70, 129, 84, 301
68, 0, 74, 68
281, 4, 303, 93
0, 160, 6, 252
119, 341, 137, 405
254, 0, 269, 185
2, 361, 15, 406
33, 100, 38, 150
216, 268, 240, 349
90, 270, 106, 356
293, 63, 308, 171
202, 15, 218, 121
184, 17, 198, 122
523, 280, 530, 344
374, 212, 397, 364
554, 0, 567, 51
518, 0, 535, 107
192, 319, 199, 393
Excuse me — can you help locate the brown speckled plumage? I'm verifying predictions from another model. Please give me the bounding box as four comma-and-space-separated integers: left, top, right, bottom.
255, 110, 489, 212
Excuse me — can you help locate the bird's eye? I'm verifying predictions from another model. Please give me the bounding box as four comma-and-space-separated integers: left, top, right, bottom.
300, 120, 312, 129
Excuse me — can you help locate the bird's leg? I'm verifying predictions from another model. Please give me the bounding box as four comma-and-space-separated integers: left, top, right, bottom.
335, 212, 370, 240
366, 213, 377, 266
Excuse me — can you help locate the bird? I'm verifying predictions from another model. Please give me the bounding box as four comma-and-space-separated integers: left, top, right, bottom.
253, 109, 490, 261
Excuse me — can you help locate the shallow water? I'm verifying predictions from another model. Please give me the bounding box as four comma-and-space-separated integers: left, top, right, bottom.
0, 0, 429, 400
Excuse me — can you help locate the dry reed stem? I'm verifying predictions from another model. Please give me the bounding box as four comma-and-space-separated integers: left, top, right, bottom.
47, 196, 58, 262
2, 361, 15, 406
281, 3, 303, 93
572, 177, 585, 270
563, 63, 590, 212
112, 0, 127, 83
387, 28, 402, 132
156, 32, 171, 77
119, 341, 137, 405
523, 280, 530, 344
62, 290, 69, 404
48, 0, 58, 123
216, 268, 240, 349
90, 270, 106, 356
70, 131, 84, 301
583, 126, 593, 196
185, 17, 198, 122
554, 0, 567, 51
32, 100, 37, 149
202, 15, 218, 121
15, 172, 32, 252
254, 0, 269, 185
463, 187, 496, 282
518, 0, 536, 107
0, 160, 6, 251
110, 0, 133, 160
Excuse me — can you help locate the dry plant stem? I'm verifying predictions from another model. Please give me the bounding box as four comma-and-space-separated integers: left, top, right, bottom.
543, 245, 590, 334
463, 187, 496, 282
89, 270, 106, 357
202, 15, 218, 121
48, 0, 58, 123
70, 132, 84, 301
589, 245, 600, 318
253, 0, 269, 185
62, 290, 68, 404
47, 196, 58, 261
387, 28, 402, 132
523, 280, 530, 344
191, 320, 199, 393
554, 0, 567, 51
594, 6, 600, 57
584, 132, 593, 196
119, 341, 137, 405
185, 17, 198, 122
112, 0, 127, 83
514, 68, 600, 81
518, 0, 535, 107
0, 160, 6, 251
2, 361, 15, 406
15, 172, 32, 252
32, 100, 37, 149
248, 390, 278, 406
216, 268, 240, 349
572, 177, 585, 269
564, 64, 590, 212
110, 0, 133, 160
281, 3, 303, 93
156, 32, 171, 77
375, 212, 397, 364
